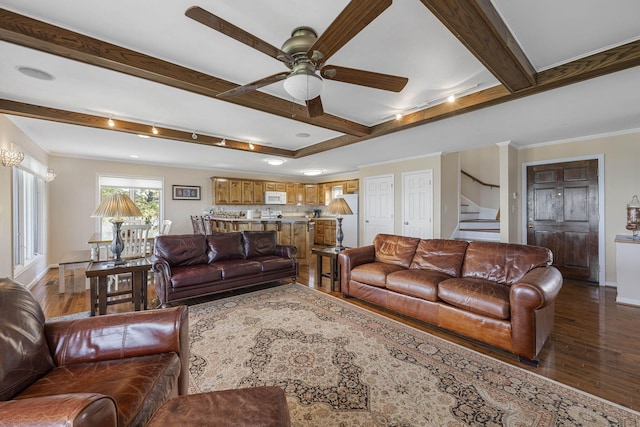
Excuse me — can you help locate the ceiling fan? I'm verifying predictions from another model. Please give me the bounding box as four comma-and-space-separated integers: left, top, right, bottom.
185, 0, 408, 118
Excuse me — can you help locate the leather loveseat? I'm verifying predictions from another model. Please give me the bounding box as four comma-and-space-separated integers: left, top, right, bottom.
338, 234, 563, 364
153, 230, 298, 306
0, 277, 189, 427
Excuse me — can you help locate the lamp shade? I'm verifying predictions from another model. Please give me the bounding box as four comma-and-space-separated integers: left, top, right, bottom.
91, 194, 142, 219
325, 197, 353, 217
283, 70, 324, 100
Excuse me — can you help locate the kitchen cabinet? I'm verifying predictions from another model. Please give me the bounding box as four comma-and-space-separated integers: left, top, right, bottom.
345, 179, 359, 194
253, 181, 264, 204
304, 184, 319, 205
324, 221, 336, 246
241, 180, 253, 204
285, 183, 296, 205
213, 178, 230, 205
266, 181, 286, 192
229, 179, 243, 204
212, 176, 357, 206
314, 220, 324, 244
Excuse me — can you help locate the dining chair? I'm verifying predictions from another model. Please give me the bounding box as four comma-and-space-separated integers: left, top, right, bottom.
160, 219, 173, 235
111, 224, 151, 291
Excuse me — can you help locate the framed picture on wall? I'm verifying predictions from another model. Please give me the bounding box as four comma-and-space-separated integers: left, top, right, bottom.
172, 185, 201, 200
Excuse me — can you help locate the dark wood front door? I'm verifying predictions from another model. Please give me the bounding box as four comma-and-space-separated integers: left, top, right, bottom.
526, 159, 599, 282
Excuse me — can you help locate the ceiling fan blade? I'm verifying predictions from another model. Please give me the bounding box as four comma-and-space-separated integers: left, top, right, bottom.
308, 0, 392, 64
185, 6, 293, 64
306, 96, 324, 118
321, 66, 408, 92
217, 72, 289, 98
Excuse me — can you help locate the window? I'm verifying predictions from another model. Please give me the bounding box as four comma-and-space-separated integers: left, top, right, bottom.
98, 176, 163, 236
13, 168, 44, 268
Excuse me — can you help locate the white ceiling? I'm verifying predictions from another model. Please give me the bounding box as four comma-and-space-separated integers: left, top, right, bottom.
1, 0, 639, 177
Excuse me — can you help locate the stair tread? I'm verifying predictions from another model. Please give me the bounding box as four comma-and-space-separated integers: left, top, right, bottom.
459, 228, 500, 232
459, 219, 499, 223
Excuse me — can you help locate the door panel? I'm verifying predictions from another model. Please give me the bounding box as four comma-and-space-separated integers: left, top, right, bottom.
527, 159, 599, 282
402, 170, 433, 239
363, 175, 394, 245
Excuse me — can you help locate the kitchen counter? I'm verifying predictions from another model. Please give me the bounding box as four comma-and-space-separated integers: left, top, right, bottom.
207, 216, 313, 223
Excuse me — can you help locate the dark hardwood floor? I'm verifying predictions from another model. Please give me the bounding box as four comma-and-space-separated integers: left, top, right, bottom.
32, 257, 640, 412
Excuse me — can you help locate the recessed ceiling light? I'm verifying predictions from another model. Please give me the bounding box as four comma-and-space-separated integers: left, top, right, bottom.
17, 66, 55, 81
296, 133, 311, 138
265, 158, 285, 166
303, 169, 324, 176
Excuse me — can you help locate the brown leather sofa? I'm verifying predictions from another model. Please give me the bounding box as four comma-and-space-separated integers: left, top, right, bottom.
153, 230, 298, 306
0, 277, 189, 427
338, 234, 563, 364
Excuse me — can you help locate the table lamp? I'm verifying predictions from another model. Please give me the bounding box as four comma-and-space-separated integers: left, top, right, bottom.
91, 194, 142, 264
325, 197, 353, 251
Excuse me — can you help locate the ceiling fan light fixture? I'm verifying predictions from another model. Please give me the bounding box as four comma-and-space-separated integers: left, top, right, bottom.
283, 70, 324, 101
265, 158, 285, 166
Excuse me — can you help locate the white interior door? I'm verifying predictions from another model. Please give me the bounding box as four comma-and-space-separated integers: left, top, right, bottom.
402, 170, 433, 239
363, 174, 394, 244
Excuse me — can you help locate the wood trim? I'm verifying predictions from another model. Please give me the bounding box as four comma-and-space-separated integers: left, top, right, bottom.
0, 8, 370, 137
0, 99, 295, 157
418, 0, 536, 92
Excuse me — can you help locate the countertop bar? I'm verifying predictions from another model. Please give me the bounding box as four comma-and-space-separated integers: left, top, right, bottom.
206, 216, 335, 223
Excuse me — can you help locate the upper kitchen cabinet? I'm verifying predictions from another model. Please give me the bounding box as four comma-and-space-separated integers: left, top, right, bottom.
345, 179, 359, 194
253, 181, 265, 205
304, 184, 319, 205
213, 178, 230, 205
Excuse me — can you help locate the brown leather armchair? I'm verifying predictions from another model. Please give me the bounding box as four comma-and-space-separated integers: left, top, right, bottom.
0, 277, 188, 427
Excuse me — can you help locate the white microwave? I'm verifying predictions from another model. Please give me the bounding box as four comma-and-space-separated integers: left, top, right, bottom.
264, 191, 287, 204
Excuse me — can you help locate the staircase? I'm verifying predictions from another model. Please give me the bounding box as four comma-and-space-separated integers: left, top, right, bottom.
457, 200, 500, 242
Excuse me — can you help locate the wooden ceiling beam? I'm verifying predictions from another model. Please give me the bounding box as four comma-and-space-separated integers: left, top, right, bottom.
0, 8, 370, 137
0, 99, 296, 158
418, 0, 536, 92
296, 39, 640, 157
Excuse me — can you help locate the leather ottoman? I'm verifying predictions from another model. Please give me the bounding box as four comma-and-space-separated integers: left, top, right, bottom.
146, 386, 291, 427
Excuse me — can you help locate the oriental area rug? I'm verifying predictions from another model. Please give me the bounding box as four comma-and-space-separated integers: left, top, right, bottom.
187, 284, 639, 426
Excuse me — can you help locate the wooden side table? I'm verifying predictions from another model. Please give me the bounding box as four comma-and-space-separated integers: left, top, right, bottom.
85, 258, 151, 316
312, 247, 343, 292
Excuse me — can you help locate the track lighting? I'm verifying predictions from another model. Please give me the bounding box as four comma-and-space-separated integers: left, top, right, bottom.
152, 124, 158, 135
108, 116, 115, 127
219, 138, 226, 146
249, 143, 255, 150
192, 132, 198, 140
395, 113, 403, 120
447, 94, 456, 103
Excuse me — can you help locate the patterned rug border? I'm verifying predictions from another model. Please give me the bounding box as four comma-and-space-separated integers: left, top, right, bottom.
188, 282, 640, 423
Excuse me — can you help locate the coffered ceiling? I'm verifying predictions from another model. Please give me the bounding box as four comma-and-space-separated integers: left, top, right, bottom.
1, 1, 639, 177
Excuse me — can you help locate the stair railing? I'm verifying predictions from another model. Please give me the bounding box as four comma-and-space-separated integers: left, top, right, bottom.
461, 170, 499, 189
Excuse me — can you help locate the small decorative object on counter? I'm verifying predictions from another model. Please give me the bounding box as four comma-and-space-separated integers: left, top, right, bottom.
626, 195, 640, 239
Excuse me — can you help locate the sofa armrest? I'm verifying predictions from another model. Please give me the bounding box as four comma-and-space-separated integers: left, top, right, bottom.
0, 394, 117, 427
510, 266, 563, 310
275, 244, 298, 259
338, 245, 376, 294
152, 256, 172, 305
510, 266, 563, 360
45, 305, 189, 394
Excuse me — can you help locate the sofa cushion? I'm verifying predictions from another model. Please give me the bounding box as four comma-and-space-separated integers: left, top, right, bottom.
438, 278, 511, 320
207, 232, 246, 263
386, 269, 452, 302
243, 231, 277, 258
410, 239, 468, 277
0, 279, 55, 400
214, 259, 263, 279
351, 262, 406, 288
155, 234, 208, 267
462, 242, 552, 285
251, 255, 295, 273
15, 352, 181, 427
373, 234, 421, 268
170, 264, 222, 288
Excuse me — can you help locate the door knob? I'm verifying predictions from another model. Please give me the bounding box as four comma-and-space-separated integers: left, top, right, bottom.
528, 224, 534, 229
404, 221, 409, 225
